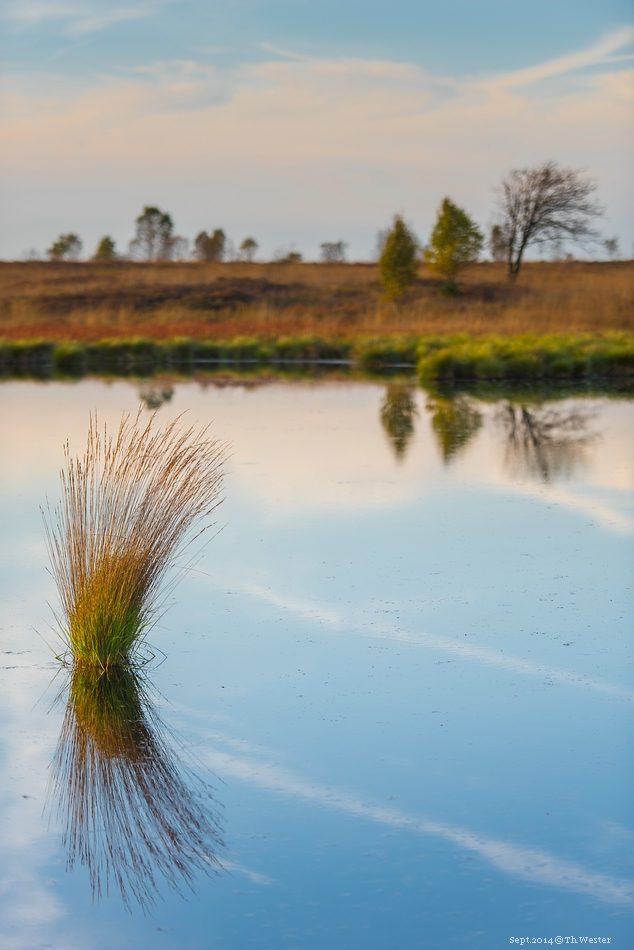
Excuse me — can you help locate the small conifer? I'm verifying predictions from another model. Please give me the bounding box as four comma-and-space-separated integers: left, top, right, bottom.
379, 216, 419, 299
93, 236, 117, 260
425, 198, 483, 280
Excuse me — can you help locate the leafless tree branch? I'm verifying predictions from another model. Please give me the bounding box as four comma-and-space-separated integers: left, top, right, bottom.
494, 161, 603, 278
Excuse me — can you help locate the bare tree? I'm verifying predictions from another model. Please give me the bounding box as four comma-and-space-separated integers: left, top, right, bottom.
604, 237, 620, 261
239, 237, 258, 262
320, 241, 348, 263
374, 228, 390, 261
489, 225, 507, 263
48, 233, 82, 261
128, 206, 176, 261
273, 247, 303, 264
170, 236, 190, 261
194, 229, 226, 262
494, 161, 603, 278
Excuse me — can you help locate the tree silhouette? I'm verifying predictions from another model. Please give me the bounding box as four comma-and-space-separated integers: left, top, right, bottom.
494, 162, 603, 278
129, 207, 175, 261
320, 241, 348, 263
239, 237, 258, 262
194, 229, 226, 262
48, 233, 82, 261
489, 225, 507, 263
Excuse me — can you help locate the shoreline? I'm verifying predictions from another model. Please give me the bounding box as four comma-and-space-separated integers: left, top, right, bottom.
2, 332, 633, 382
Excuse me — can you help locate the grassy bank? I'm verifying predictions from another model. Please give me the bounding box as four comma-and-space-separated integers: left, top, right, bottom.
416, 333, 634, 381
1, 260, 632, 340
2, 332, 633, 380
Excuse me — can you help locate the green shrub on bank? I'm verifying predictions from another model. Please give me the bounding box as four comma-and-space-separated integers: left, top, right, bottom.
269, 336, 351, 361
417, 334, 634, 381
355, 338, 419, 368
163, 337, 197, 363
0, 338, 55, 368
53, 342, 88, 373
85, 338, 160, 369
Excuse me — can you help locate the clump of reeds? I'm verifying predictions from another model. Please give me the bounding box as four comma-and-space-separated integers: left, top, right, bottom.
44, 409, 226, 670
49, 663, 223, 909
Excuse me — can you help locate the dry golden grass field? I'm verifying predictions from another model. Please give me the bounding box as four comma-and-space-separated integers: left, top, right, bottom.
1, 259, 632, 342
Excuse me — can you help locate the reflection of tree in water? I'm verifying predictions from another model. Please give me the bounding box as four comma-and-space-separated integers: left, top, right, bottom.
426, 395, 482, 464
138, 382, 174, 410
49, 664, 223, 911
497, 402, 595, 482
380, 386, 418, 460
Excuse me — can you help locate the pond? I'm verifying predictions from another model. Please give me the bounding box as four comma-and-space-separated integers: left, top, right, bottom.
0, 376, 632, 948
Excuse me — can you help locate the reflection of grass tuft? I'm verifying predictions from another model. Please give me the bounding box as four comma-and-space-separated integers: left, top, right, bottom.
50, 663, 224, 909
44, 410, 226, 670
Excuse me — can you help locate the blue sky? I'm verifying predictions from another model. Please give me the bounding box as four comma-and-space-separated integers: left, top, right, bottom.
1, 0, 633, 259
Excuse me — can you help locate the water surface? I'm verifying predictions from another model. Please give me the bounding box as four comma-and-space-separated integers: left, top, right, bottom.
0, 378, 632, 948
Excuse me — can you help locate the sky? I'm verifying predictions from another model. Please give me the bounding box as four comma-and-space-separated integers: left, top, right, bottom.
1, 0, 633, 260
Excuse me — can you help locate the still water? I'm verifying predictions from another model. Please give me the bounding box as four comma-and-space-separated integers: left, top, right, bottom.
0, 377, 632, 949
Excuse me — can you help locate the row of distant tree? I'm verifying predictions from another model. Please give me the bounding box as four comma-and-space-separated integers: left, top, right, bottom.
45, 213, 349, 267
43, 162, 621, 283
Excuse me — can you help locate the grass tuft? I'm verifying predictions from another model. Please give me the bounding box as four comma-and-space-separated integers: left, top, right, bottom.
44, 410, 226, 670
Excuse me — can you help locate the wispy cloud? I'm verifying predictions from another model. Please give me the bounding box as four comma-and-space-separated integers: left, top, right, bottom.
65, 6, 154, 36
483, 26, 634, 91
2, 30, 631, 176
204, 744, 634, 906
2, 1, 160, 35
259, 42, 312, 62
1, 28, 632, 256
